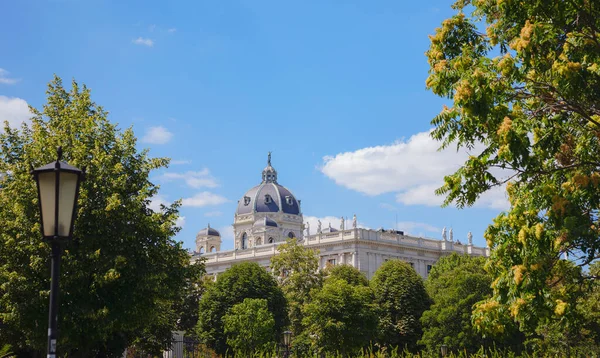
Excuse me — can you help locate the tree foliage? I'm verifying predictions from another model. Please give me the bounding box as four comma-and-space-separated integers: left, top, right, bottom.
0, 76, 194, 357
420, 254, 521, 353
370, 260, 430, 351
426, 0, 600, 336
270, 238, 322, 338
324, 264, 369, 287
196, 262, 288, 355
302, 277, 377, 356
175, 258, 207, 333
223, 298, 276, 356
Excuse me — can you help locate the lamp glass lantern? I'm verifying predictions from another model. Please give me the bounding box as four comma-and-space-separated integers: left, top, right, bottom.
32, 150, 84, 239
283, 330, 292, 346
440, 344, 448, 357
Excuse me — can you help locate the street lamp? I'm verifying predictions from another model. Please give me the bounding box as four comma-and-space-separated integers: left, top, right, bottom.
283, 330, 292, 358
31, 147, 84, 358
440, 344, 448, 357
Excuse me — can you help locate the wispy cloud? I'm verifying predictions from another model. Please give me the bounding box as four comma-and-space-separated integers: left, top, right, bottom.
132, 37, 154, 47
396, 221, 441, 236
219, 225, 234, 244
182, 192, 228, 208
379, 203, 398, 211
0, 69, 19, 85
159, 168, 218, 188
171, 159, 191, 165
176, 216, 186, 228
142, 126, 173, 144
168, 28, 177, 33
304, 215, 368, 234
204, 211, 223, 217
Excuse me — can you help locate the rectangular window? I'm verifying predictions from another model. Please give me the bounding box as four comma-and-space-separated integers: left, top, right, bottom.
327, 259, 336, 266
409, 262, 414, 268
427, 264, 433, 274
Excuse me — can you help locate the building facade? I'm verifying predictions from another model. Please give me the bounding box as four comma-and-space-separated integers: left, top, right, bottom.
191, 155, 489, 279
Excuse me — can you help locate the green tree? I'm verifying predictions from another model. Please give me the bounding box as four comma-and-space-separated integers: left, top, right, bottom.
420, 254, 522, 353
270, 238, 322, 338
175, 258, 207, 333
0, 77, 195, 357
302, 278, 377, 356
576, 262, 600, 351
426, 0, 600, 337
324, 264, 369, 287
223, 298, 276, 356
370, 260, 430, 351
196, 262, 288, 355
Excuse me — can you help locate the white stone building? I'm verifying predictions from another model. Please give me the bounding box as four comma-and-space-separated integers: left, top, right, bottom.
190, 155, 489, 279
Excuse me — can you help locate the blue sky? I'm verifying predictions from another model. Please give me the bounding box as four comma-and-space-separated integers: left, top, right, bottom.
0, 0, 507, 250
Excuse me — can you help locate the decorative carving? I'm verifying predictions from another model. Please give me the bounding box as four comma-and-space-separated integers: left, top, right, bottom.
442, 227, 447, 241
468, 231, 473, 245
449, 228, 454, 242
340, 216, 345, 231
317, 220, 322, 233
352, 214, 357, 229
306, 221, 310, 236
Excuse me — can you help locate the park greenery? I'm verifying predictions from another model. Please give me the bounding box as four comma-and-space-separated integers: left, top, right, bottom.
0, 76, 201, 357
1, 1, 600, 356
425, 0, 600, 355
194, 241, 599, 357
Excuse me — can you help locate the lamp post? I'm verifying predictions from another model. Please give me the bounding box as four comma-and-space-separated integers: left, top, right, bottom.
283, 330, 292, 358
440, 344, 448, 357
31, 147, 84, 358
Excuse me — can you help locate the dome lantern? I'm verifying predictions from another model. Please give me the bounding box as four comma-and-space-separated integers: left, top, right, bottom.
262, 152, 278, 184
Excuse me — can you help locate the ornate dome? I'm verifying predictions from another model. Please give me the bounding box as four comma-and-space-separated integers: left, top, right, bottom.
236, 154, 301, 216
254, 216, 278, 227
197, 224, 220, 237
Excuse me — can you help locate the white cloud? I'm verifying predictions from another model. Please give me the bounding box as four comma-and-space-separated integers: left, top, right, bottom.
149, 194, 169, 212
159, 168, 218, 188
304, 215, 368, 234
219, 225, 234, 243
168, 28, 177, 33
396, 221, 441, 236
132, 37, 154, 47
204, 211, 223, 217
0, 96, 31, 128
321, 130, 509, 210
176, 216, 186, 228
182, 191, 228, 207
142, 126, 173, 144
0, 69, 19, 85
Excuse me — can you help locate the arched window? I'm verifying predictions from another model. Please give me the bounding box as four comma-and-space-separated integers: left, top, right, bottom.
268, 237, 274, 244
199, 247, 205, 254
288, 232, 295, 239
256, 238, 262, 246
210, 246, 215, 252
242, 233, 248, 249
